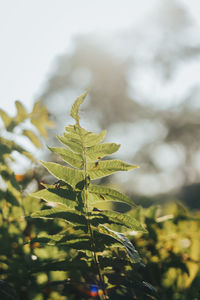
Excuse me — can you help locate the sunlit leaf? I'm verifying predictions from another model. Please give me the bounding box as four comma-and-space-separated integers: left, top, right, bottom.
41, 161, 85, 189
57, 135, 83, 153
70, 91, 88, 123
88, 160, 139, 180
49, 146, 83, 169
32, 207, 87, 227
88, 184, 135, 207
93, 210, 147, 232
86, 143, 120, 161
31, 187, 77, 208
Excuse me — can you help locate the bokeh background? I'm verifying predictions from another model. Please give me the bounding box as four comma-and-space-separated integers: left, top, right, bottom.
1, 0, 200, 207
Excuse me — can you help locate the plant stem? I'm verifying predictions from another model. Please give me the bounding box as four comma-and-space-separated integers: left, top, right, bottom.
83, 146, 107, 300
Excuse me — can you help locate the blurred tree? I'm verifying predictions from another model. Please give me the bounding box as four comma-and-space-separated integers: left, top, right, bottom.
38, 0, 200, 197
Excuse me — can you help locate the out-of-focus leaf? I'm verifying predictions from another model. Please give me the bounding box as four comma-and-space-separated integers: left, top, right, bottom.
23, 130, 42, 148
0, 109, 12, 128
15, 101, 27, 122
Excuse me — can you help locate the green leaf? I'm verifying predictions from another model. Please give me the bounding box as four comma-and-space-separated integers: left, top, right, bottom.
33, 232, 66, 244
32, 207, 87, 226
23, 130, 42, 148
31, 187, 77, 209
88, 160, 139, 180
15, 101, 27, 122
57, 135, 83, 153
0, 137, 27, 155
49, 146, 83, 169
41, 161, 85, 189
30, 100, 54, 137
65, 125, 106, 147
93, 210, 147, 232
0, 142, 11, 159
31, 206, 72, 219
70, 91, 88, 123
0, 109, 12, 128
31, 119, 46, 138
54, 234, 91, 249
81, 130, 106, 147
98, 225, 141, 263
65, 124, 87, 138
88, 184, 135, 207
86, 143, 120, 161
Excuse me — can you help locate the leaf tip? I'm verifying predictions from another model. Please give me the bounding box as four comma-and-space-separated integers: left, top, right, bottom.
70, 91, 88, 123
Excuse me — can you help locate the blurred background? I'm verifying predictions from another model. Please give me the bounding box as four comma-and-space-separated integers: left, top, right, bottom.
1, 0, 200, 207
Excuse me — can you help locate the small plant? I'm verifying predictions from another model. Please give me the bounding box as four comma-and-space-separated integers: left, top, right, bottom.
31, 92, 156, 299
0, 101, 54, 299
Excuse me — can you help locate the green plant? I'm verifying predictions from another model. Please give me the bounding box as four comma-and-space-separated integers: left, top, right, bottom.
0, 101, 54, 299
31, 92, 156, 299
129, 202, 200, 300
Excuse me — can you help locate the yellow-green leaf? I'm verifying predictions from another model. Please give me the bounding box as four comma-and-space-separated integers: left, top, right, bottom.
57, 135, 83, 153
65, 125, 106, 147
15, 101, 27, 122
88, 184, 135, 207
23, 130, 42, 148
86, 143, 120, 161
31, 187, 77, 209
0, 109, 12, 128
70, 91, 88, 123
41, 161, 85, 189
93, 210, 147, 232
49, 146, 84, 169
88, 160, 139, 180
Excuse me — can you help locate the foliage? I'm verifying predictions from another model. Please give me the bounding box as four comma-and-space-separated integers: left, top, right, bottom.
1, 95, 200, 300
129, 203, 200, 300
31, 92, 157, 299
0, 101, 54, 299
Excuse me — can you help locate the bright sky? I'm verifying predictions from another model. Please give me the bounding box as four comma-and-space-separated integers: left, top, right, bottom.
0, 0, 157, 115
0, 0, 199, 115
1, 0, 200, 190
